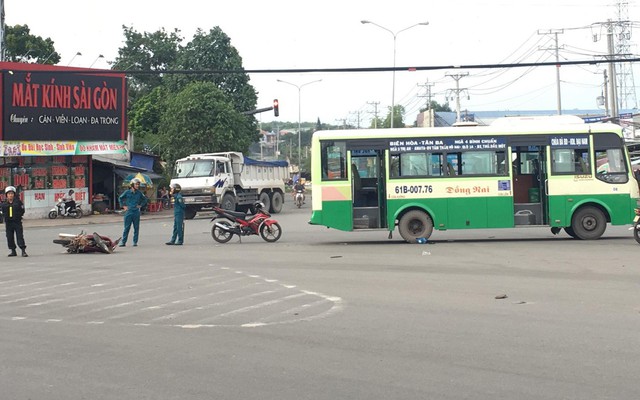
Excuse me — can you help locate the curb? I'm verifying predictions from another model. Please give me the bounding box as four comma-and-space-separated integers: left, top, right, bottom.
4, 210, 173, 230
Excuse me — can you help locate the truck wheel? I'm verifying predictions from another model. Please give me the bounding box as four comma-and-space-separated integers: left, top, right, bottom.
571, 206, 606, 240
398, 210, 433, 243
270, 191, 283, 213
221, 193, 236, 211
184, 207, 197, 220
259, 192, 271, 213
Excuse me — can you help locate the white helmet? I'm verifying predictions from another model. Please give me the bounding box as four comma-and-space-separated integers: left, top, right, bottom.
4, 186, 16, 194
130, 178, 141, 187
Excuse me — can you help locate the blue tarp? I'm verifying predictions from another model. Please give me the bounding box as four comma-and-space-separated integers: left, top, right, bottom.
243, 156, 288, 167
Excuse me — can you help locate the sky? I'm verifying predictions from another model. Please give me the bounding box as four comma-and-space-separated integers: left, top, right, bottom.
6, 0, 639, 128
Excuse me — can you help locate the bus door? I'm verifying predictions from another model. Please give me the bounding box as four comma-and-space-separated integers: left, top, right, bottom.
349, 149, 386, 229
511, 143, 548, 226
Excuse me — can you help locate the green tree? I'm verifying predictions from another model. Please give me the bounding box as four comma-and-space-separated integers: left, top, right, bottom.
420, 100, 451, 112
168, 27, 258, 114
128, 86, 169, 152
112, 26, 183, 101
4, 24, 60, 64
157, 82, 259, 167
381, 105, 406, 128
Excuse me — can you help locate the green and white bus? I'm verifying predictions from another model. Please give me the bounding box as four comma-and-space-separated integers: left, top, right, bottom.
309, 115, 640, 242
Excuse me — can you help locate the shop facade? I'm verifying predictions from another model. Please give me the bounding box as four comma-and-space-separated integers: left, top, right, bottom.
1, 62, 127, 218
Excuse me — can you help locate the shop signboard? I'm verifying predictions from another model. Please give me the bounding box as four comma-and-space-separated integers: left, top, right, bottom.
1, 64, 126, 141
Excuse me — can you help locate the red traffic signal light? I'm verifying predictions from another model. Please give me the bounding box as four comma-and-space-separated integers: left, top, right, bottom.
273, 99, 279, 117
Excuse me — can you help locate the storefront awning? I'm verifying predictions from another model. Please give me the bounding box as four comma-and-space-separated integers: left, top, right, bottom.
113, 167, 162, 180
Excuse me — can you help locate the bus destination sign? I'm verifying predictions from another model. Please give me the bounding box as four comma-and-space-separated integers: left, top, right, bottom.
389, 137, 507, 153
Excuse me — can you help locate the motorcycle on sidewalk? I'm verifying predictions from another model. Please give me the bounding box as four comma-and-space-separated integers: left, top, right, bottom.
49, 199, 83, 219
210, 201, 282, 243
54, 231, 121, 254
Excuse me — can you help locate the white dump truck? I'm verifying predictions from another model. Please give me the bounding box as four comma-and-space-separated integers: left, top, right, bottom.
170, 152, 289, 219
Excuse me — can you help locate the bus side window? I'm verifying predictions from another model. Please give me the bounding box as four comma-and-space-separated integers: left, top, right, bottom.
447, 162, 456, 176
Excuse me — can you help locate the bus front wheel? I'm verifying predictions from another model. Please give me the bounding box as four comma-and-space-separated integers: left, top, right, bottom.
398, 210, 434, 243
571, 206, 606, 240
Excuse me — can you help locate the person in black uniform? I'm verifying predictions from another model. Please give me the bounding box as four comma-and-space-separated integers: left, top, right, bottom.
1, 186, 28, 257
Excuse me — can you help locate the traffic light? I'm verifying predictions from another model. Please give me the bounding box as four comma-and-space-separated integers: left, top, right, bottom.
273, 99, 279, 117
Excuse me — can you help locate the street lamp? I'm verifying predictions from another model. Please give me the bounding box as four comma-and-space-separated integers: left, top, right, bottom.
67, 51, 82, 66
276, 78, 322, 168
89, 54, 105, 68
361, 20, 428, 128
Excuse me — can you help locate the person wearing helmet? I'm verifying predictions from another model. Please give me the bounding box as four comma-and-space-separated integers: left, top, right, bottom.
292, 179, 306, 204
1, 186, 28, 257
118, 178, 148, 247
165, 183, 185, 245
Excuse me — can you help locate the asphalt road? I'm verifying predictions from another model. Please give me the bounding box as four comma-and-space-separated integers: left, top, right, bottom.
1, 201, 639, 400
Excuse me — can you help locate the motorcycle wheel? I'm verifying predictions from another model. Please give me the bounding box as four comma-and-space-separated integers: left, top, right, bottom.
634, 224, 640, 244
260, 222, 282, 243
211, 220, 234, 243
53, 239, 72, 246
74, 208, 83, 219
92, 233, 111, 254
48, 211, 58, 219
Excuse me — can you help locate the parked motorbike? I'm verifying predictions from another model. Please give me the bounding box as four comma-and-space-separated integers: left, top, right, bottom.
49, 199, 83, 219
53, 231, 121, 254
633, 207, 640, 244
294, 190, 304, 208
210, 201, 282, 243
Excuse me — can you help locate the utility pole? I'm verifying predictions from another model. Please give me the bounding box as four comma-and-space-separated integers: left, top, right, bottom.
417, 80, 435, 127
445, 72, 469, 123
367, 101, 380, 128
607, 23, 619, 119
613, 0, 637, 110
417, 80, 435, 110
350, 110, 362, 129
0, 0, 5, 61
603, 69, 610, 117
537, 29, 564, 115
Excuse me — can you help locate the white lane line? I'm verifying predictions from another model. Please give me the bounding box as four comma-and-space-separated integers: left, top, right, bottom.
104, 276, 252, 320
151, 289, 277, 322
64, 271, 237, 317
195, 292, 308, 324
22, 269, 220, 315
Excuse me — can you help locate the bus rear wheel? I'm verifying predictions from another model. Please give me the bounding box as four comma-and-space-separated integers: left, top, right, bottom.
398, 210, 433, 243
571, 206, 606, 240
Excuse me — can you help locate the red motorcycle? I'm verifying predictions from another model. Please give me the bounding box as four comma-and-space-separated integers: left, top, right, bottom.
211, 201, 282, 243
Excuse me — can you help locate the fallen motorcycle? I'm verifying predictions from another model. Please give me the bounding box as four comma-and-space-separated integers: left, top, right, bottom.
54, 231, 121, 254
211, 201, 282, 243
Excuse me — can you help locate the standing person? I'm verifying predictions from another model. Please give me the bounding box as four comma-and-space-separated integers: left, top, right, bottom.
1, 186, 28, 257
165, 183, 185, 246
118, 178, 148, 247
